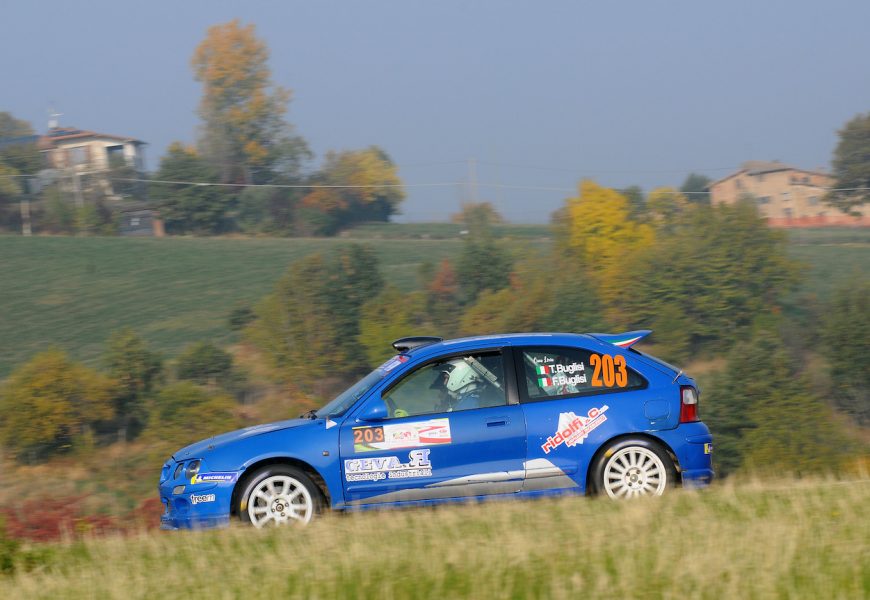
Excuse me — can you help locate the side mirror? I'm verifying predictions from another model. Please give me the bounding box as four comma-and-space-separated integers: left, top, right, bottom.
358, 398, 389, 422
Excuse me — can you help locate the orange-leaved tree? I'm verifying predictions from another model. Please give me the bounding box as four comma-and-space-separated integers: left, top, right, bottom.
192, 19, 308, 183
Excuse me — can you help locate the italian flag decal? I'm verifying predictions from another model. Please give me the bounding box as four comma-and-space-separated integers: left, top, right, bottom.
539, 376, 554, 386
536, 365, 552, 375
612, 335, 642, 348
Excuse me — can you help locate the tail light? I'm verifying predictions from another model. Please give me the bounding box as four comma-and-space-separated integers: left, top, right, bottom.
680, 386, 699, 423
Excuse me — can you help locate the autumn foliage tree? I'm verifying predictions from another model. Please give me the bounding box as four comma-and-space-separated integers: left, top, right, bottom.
299, 147, 405, 235
0, 350, 115, 461
560, 180, 654, 324
192, 19, 308, 183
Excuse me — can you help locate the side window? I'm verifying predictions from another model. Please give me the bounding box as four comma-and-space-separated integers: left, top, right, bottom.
382, 352, 507, 418
519, 346, 645, 400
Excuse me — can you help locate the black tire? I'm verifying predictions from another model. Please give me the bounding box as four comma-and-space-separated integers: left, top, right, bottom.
236, 464, 323, 527
589, 438, 676, 499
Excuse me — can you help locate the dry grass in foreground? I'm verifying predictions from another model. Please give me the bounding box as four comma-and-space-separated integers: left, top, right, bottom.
2, 478, 868, 599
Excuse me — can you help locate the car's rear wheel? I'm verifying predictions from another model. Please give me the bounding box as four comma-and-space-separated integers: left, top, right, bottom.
237, 465, 321, 528
592, 438, 675, 499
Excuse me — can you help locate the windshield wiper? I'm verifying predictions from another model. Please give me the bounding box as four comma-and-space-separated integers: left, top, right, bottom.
299, 409, 318, 420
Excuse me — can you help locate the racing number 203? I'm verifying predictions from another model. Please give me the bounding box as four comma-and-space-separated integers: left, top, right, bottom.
589, 354, 628, 387
353, 426, 385, 445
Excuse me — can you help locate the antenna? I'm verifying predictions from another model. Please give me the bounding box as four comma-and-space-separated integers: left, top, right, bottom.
48, 105, 62, 130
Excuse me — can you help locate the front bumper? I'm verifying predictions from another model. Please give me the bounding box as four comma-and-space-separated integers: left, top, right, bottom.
158, 458, 239, 530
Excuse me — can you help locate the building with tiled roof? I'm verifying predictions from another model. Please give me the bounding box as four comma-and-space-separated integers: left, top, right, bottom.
39, 126, 146, 172
709, 160, 869, 227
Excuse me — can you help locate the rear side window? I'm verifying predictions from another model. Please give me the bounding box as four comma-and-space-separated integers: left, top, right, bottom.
518, 346, 646, 401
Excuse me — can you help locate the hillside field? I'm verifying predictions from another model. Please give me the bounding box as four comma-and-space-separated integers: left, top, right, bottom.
0, 226, 867, 377
1, 478, 867, 599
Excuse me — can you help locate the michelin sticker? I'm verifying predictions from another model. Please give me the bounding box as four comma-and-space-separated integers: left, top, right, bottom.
344, 449, 432, 482
192, 472, 238, 484
190, 493, 216, 505
353, 418, 451, 453
541, 405, 609, 454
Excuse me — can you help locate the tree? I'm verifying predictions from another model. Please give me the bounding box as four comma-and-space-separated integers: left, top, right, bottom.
624, 200, 799, 356
155, 142, 232, 234
451, 202, 504, 226
560, 180, 655, 324
822, 280, 870, 424
422, 259, 462, 335
0, 112, 41, 175
645, 187, 690, 230
176, 341, 236, 388
359, 286, 424, 367
191, 19, 309, 183
459, 255, 606, 336
104, 329, 162, 441
248, 245, 384, 393
0, 350, 114, 461
679, 173, 712, 205
828, 112, 870, 213
455, 202, 513, 304
299, 147, 405, 235
145, 382, 238, 451
619, 185, 646, 220
0, 112, 40, 231
705, 327, 850, 476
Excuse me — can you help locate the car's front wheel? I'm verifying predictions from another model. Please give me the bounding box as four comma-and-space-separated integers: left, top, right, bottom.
591, 438, 676, 499
237, 465, 322, 527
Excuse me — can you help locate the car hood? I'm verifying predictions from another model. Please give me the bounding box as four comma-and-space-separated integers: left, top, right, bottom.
172, 417, 313, 460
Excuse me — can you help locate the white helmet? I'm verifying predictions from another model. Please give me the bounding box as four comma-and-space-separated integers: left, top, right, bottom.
444, 360, 482, 396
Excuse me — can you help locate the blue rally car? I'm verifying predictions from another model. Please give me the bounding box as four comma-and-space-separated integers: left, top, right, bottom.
159, 331, 714, 529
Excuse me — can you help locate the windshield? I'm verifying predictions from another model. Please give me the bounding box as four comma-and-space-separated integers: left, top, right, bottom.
314, 355, 407, 418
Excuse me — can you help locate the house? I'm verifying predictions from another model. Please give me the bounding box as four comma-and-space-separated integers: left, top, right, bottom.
38, 126, 146, 172
708, 160, 869, 227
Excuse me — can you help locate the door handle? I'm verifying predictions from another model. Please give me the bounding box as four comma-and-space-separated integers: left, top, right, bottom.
486, 417, 508, 427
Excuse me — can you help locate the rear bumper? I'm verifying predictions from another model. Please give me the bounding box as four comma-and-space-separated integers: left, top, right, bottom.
653, 422, 714, 488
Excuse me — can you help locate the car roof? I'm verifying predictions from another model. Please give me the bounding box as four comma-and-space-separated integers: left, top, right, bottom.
405, 332, 597, 358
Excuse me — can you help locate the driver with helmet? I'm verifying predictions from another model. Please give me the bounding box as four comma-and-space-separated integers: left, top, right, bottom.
430, 359, 487, 412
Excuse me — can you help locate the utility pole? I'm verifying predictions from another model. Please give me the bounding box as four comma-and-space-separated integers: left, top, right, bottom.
466, 157, 479, 206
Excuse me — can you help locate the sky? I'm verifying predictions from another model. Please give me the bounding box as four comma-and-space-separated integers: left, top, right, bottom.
2, 0, 869, 222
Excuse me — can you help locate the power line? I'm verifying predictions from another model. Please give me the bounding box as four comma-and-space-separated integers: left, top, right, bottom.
2, 173, 869, 195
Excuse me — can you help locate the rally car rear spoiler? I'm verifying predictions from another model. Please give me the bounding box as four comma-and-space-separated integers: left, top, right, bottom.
588, 330, 651, 349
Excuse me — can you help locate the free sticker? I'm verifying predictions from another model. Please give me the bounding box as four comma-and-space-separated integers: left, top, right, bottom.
190, 493, 216, 505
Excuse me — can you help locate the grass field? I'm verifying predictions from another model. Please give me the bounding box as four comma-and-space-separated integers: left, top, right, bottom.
0, 235, 472, 377
1, 479, 867, 599
0, 227, 866, 378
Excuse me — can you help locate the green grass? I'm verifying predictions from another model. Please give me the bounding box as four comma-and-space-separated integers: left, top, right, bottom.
346, 222, 553, 239
0, 235, 466, 377
0, 226, 866, 378
785, 228, 870, 299
1, 479, 867, 599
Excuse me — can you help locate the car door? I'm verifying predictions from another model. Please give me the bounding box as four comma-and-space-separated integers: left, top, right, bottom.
340, 348, 527, 505
514, 345, 649, 492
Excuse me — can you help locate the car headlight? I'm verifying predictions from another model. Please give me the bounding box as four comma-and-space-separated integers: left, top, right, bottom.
173, 463, 184, 480
185, 459, 202, 482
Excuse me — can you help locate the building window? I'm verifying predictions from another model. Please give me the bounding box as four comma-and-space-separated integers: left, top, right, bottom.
68, 146, 88, 166
758, 173, 765, 182
784, 208, 793, 219
758, 196, 771, 205
782, 192, 791, 200
735, 179, 744, 190
809, 196, 818, 205
106, 145, 126, 167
